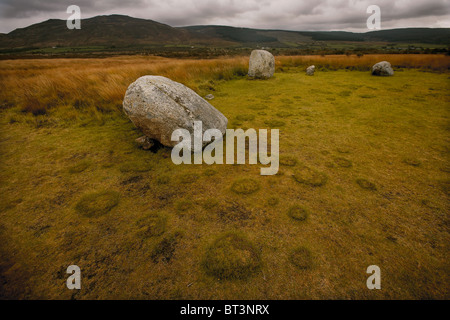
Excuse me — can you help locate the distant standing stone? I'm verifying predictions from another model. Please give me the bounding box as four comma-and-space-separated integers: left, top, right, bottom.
372, 61, 394, 76
205, 94, 215, 100
248, 50, 275, 79
306, 65, 315, 76
123, 76, 227, 148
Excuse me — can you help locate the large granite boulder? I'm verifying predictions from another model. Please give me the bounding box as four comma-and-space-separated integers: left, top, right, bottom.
248, 50, 275, 79
372, 61, 394, 76
123, 76, 228, 148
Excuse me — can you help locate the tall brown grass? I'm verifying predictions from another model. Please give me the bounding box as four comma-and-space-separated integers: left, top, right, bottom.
0, 54, 448, 116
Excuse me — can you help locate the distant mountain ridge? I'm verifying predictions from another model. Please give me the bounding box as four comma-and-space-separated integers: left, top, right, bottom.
1, 14, 449, 49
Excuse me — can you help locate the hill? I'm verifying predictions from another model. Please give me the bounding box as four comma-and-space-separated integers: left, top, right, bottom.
0, 15, 233, 48
0, 14, 448, 54
185, 25, 450, 46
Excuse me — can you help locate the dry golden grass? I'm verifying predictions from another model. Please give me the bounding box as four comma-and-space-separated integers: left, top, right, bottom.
276, 54, 450, 71
0, 54, 448, 118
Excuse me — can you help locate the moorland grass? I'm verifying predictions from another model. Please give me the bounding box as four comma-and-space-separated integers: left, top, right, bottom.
0, 58, 449, 299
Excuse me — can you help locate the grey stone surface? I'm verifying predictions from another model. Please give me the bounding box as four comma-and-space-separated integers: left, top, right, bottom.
123, 76, 228, 147
372, 61, 394, 76
248, 50, 275, 79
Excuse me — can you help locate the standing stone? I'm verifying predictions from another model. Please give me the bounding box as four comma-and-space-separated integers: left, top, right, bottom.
248, 50, 275, 79
205, 94, 215, 100
372, 61, 394, 76
123, 76, 228, 148
306, 65, 315, 76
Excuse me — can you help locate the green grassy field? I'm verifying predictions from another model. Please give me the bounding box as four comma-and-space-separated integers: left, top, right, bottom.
0, 69, 449, 299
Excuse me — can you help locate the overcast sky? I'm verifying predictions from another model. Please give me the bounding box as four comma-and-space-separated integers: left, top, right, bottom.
0, 0, 449, 34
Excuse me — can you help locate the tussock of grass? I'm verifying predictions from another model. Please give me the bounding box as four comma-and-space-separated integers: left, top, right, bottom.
403, 158, 422, 167
156, 174, 171, 185
119, 161, 153, 173
287, 205, 309, 221
175, 199, 193, 213
136, 213, 166, 238
68, 160, 90, 173
202, 198, 219, 210
264, 119, 286, 127
267, 197, 280, 206
202, 232, 261, 280
217, 201, 252, 222
276, 111, 292, 117
338, 90, 352, 97
203, 168, 217, 176
356, 178, 377, 191
75, 190, 120, 217
336, 147, 351, 154
230, 119, 243, 127
231, 178, 260, 195
289, 247, 313, 270
151, 231, 183, 263
279, 155, 297, 166
293, 166, 328, 187
178, 173, 200, 184
334, 157, 353, 168
235, 114, 255, 121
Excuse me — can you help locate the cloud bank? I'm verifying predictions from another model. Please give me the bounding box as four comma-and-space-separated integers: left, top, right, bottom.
0, 0, 449, 33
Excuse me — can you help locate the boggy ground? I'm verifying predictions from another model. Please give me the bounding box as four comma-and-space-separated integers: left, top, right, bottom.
0, 64, 449, 299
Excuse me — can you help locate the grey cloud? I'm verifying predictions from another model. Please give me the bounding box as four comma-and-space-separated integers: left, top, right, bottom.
0, 0, 449, 33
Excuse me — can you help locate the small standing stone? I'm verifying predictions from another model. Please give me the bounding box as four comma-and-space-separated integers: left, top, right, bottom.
306, 65, 315, 76
205, 94, 215, 100
248, 50, 275, 79
372, 61, 394, 76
